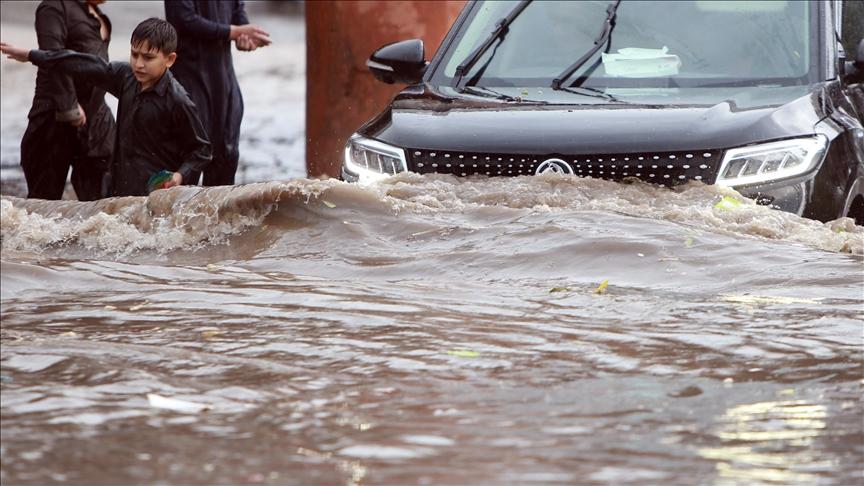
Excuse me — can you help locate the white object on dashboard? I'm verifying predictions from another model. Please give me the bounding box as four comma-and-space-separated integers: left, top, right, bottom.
602, 46, 682, 77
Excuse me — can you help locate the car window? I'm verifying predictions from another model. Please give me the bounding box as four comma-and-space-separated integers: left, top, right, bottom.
434, 0, 817, 88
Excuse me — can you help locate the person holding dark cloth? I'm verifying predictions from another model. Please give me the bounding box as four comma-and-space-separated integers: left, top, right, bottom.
1, 18, 212, 197
22, 0, 116, 200
165, 0, 271, 186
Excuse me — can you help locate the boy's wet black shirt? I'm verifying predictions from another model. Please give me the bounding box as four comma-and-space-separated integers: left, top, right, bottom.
29, 49, 212, 197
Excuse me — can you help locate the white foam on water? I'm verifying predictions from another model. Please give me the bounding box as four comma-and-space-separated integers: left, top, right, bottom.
372, 173, 863, 254
1, 174, 861, 258
0, 179, 340, 256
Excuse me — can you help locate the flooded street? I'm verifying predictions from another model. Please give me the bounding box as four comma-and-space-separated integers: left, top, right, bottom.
2, 175, 862, 484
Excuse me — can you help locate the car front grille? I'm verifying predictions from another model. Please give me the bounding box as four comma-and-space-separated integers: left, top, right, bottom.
406, 149, 723, 186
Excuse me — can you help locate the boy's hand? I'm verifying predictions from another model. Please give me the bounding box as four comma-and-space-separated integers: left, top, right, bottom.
162, 172, 183, 189
0, 42, 31, 63
70, 102, 86, 127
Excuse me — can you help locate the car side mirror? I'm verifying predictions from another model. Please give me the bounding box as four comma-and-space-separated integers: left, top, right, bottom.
367, 39, 426, 85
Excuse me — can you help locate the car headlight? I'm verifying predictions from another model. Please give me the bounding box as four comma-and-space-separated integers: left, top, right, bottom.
716, 136, 828, 187
343, 134, 407, 183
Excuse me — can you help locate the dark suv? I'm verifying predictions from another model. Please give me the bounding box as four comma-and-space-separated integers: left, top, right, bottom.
342, 0, 864, 224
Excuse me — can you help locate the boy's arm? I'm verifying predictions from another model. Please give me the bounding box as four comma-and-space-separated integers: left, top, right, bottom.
34, 1, 81, 123
169, 100, 212, 186
28, 49, 127, 98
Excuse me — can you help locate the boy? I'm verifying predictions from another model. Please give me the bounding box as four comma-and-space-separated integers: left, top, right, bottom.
1, 17, 211, 197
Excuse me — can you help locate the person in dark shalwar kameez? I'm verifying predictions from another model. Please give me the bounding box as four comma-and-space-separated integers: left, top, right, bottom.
22, 0, 116, 200
165, 0, 271, 187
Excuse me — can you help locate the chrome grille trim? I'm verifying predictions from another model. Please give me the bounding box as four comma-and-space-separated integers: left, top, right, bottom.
407, 149, 722, 186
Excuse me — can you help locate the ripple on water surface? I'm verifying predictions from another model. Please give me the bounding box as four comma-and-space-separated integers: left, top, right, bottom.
1, 175, 862, 484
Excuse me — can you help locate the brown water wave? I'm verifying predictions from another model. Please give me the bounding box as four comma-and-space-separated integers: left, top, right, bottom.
2, 175, 863, 485
1, 175, 862, 259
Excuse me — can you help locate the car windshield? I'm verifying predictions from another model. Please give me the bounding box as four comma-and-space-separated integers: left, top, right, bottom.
435, 0, 819, 88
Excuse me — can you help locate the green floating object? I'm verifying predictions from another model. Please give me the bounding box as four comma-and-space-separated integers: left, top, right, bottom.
447, 349, 480, 358
549, 286, 570, 293
321, 199, 336, 208
147, 170, 174, 193
714, 196, 742, 211
594, 279, 609, 294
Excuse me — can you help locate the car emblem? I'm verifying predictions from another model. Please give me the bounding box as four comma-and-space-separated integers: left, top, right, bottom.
535, 158, 574, 175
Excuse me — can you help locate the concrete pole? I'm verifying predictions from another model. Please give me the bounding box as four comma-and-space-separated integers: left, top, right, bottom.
305, 1, 466, 178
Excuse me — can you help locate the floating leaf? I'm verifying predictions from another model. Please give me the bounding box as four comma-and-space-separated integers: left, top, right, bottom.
684, 237, 694, 248
447, 349, 480, 358
594, 279, 609, 294
321, 200, 336, 209
549, 286, 570, 293
714, 196, 742, 211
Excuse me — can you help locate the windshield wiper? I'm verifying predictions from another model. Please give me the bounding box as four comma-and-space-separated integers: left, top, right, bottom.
552, 0, 621, 90
459, 85, 519, 102
459, 85, 549, 104
557, 85, 628, 103
453, 0, 533, 87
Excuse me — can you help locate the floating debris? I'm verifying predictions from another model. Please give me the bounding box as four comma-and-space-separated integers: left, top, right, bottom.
447, 349, 480, 358
669, 385, 703, 397
714, 195, 742, 211
549, 286, 570, 293
201, 329, 222, 339
147, 394, 210, 414
594, 279, 609, 294
130, 301, 149, 312
721, 294, 820, 305
321, 200, 336, 208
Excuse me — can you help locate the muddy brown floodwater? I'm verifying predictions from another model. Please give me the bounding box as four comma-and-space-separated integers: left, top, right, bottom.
1, 175, 862, 485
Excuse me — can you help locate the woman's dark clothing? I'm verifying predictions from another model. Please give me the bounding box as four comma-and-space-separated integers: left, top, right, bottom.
23, 0, 116, 200
165, 0, 248, 186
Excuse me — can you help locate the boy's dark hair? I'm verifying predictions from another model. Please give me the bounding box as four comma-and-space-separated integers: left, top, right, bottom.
131, 17, 177, 54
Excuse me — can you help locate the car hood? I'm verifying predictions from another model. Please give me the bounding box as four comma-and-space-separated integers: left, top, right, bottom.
361, 84, 827, 154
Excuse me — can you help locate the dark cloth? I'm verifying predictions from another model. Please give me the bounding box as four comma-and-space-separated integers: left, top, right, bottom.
23, 0, 116, 200
21, 110, 106, 200
166, 0, 248, 186
29, 49, 213, 197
